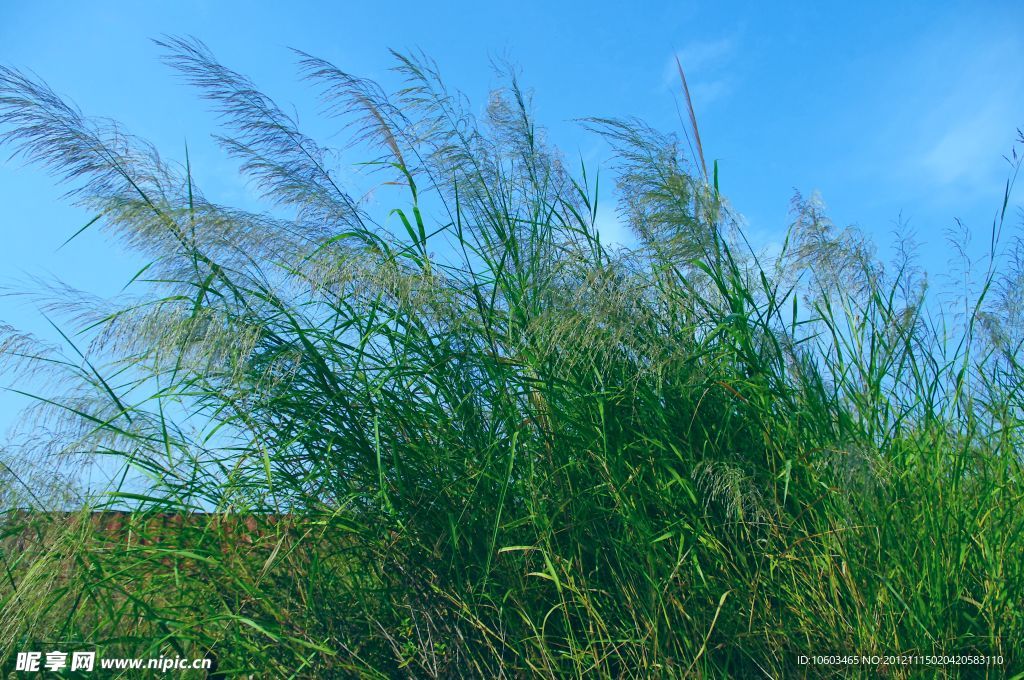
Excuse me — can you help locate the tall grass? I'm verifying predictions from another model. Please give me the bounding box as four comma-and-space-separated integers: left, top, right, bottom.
0, 38, 1022, 677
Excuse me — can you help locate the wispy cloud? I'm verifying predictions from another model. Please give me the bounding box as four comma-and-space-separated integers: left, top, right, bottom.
666, 37, 736, 77
662, 37, 737, 108
895, 33, 1024, 201
920, 100, 1018, 188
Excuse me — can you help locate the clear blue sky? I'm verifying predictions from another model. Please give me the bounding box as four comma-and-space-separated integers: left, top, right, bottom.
1, 1, 1022, 437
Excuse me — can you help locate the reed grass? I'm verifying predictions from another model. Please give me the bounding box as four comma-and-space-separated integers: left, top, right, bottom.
0, 37, 1022, 677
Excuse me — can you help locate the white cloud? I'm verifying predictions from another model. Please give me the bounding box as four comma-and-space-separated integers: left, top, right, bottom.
664, 37, 736, 82
689, 78, 734, 109
662, 37, 737, 108
894, 32, 1024, 200
920, 100, 1017, 188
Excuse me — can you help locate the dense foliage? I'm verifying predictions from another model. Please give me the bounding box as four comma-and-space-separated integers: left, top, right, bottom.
1, 38, 1022, 677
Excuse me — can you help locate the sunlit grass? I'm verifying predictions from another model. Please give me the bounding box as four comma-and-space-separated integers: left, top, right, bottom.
0, 37, 1022, 677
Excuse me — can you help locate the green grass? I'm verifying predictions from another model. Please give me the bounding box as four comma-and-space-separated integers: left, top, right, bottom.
1, 37, 1022, 677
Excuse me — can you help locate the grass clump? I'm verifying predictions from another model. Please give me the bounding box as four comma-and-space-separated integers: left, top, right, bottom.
0, 38, 1022, 677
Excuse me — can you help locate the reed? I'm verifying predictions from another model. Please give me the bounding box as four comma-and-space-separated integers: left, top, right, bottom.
0, 37, 1021, 677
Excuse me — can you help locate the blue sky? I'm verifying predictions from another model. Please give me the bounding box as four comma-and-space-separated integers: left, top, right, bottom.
1, 1, 1022, 438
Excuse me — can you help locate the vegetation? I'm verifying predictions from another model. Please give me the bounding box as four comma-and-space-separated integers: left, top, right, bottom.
0, 38, 1022, 677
